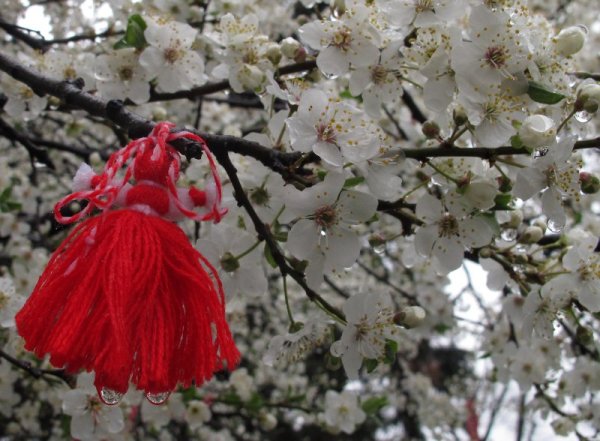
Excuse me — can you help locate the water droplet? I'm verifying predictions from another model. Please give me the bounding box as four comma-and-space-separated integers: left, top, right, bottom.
146, 391, 170, 405
501, 229, 518, 241
99, 388, 123, 406
575, 111, 593, 123
547, 219, 564, 233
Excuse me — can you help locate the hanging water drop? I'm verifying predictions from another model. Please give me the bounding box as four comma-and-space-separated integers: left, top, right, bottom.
547, 218, 564, 233
146, 391, 170, 405
374, 243, 386, 255
99, 388, 123, 406
500, 229, 518, 242
574, 110, 593, 123
322, 72, 339, 80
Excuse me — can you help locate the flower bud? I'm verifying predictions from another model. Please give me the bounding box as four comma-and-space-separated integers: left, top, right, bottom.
368, 234, 386, 249
331, 0, 346, 16
580, 172, 600, 194
89, 151, 103, 167
394, 306, 426, 328
48, 96, 61, 107
552, 417, 575, 436
576, 83, 600, 113
479, 247, 492, 258
555, 26, 587, 56
497, 175, 512, 192
220, 252, 240, 272
422, 121, 440, 139
533, 219, 547, 230
518, 115, 556, 148
506, 210, 523, 229
281, 37, 301, 59
265, 43, 282, 65
576, 325, 594, 345
288, 321, 304, 333
259, 411, 278, 431
152, 106, 167, 121
239, 64, 266, 92
453, 107, 468, 126
518, 226, 544, 244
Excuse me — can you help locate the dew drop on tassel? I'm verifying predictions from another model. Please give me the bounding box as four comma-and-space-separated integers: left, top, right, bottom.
146, 391, 170, 405
99, 388, 123, 406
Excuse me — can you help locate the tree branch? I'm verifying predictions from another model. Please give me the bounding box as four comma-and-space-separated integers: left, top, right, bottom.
149, 60, 318, 102
214, 149, 345, 322
0, 50, 306, 175
0, 349, 75, 387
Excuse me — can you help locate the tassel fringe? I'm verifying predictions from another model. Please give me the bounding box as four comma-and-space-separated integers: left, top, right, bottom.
16, 209, 240, 395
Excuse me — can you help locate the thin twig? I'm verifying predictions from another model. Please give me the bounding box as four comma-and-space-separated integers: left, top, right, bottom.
214, 149, 346, 323
0, 349, 75, 387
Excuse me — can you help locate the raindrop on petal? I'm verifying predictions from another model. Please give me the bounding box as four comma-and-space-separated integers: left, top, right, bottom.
99, 388, 123, 406
547, 219, 564, 233
322, 72, 339, 80
374, 244, 386, 254
146, 391, 170, 405
501, 229, 518, 242
575, 111, 593, 123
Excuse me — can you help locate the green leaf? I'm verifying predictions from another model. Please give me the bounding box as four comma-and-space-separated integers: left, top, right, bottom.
0, 187, 11, 202
0, 187, 21, 213
361, 396, 389, 415
264, 243, 277, 269
4, 201, 22, 211
221, 392, 242, 406
114, 14, 148, 50
479, 212, 501, 236
237, 215, 246, 230
273, 231, 288, 242
493, 193, 513, 210
510, 135, 523, 149
246, 393, 265, 412
527, 81, 566, 105
434, 323, 450, 334
384, 339, 398, 364
343, 176, 365, 188
180, 386, 199, 402
364, 358, 378, 373
339, 88, 363, 103
288, 393, 306, 403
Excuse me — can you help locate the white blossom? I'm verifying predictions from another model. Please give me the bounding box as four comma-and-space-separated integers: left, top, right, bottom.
414, 193, 495, 274
0, 275, 25, 328
330, 292, 402, 379
283, 171, 378, 289
299, 1, 380, 77
139, 17, 206, 92
319, 390, 366, 434
95, 48, 151, 104
286, 89, 381, 168
62, 373, 125, 440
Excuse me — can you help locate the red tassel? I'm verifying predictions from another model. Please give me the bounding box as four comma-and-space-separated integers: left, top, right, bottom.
15, 122, 239, 404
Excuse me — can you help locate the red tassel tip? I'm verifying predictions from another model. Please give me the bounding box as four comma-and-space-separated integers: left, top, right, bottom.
15, 123, 239, 405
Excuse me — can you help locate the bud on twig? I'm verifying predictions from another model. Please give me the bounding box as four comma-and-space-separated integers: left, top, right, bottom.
580, 172, 600, 194
394, 306, 426, 328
